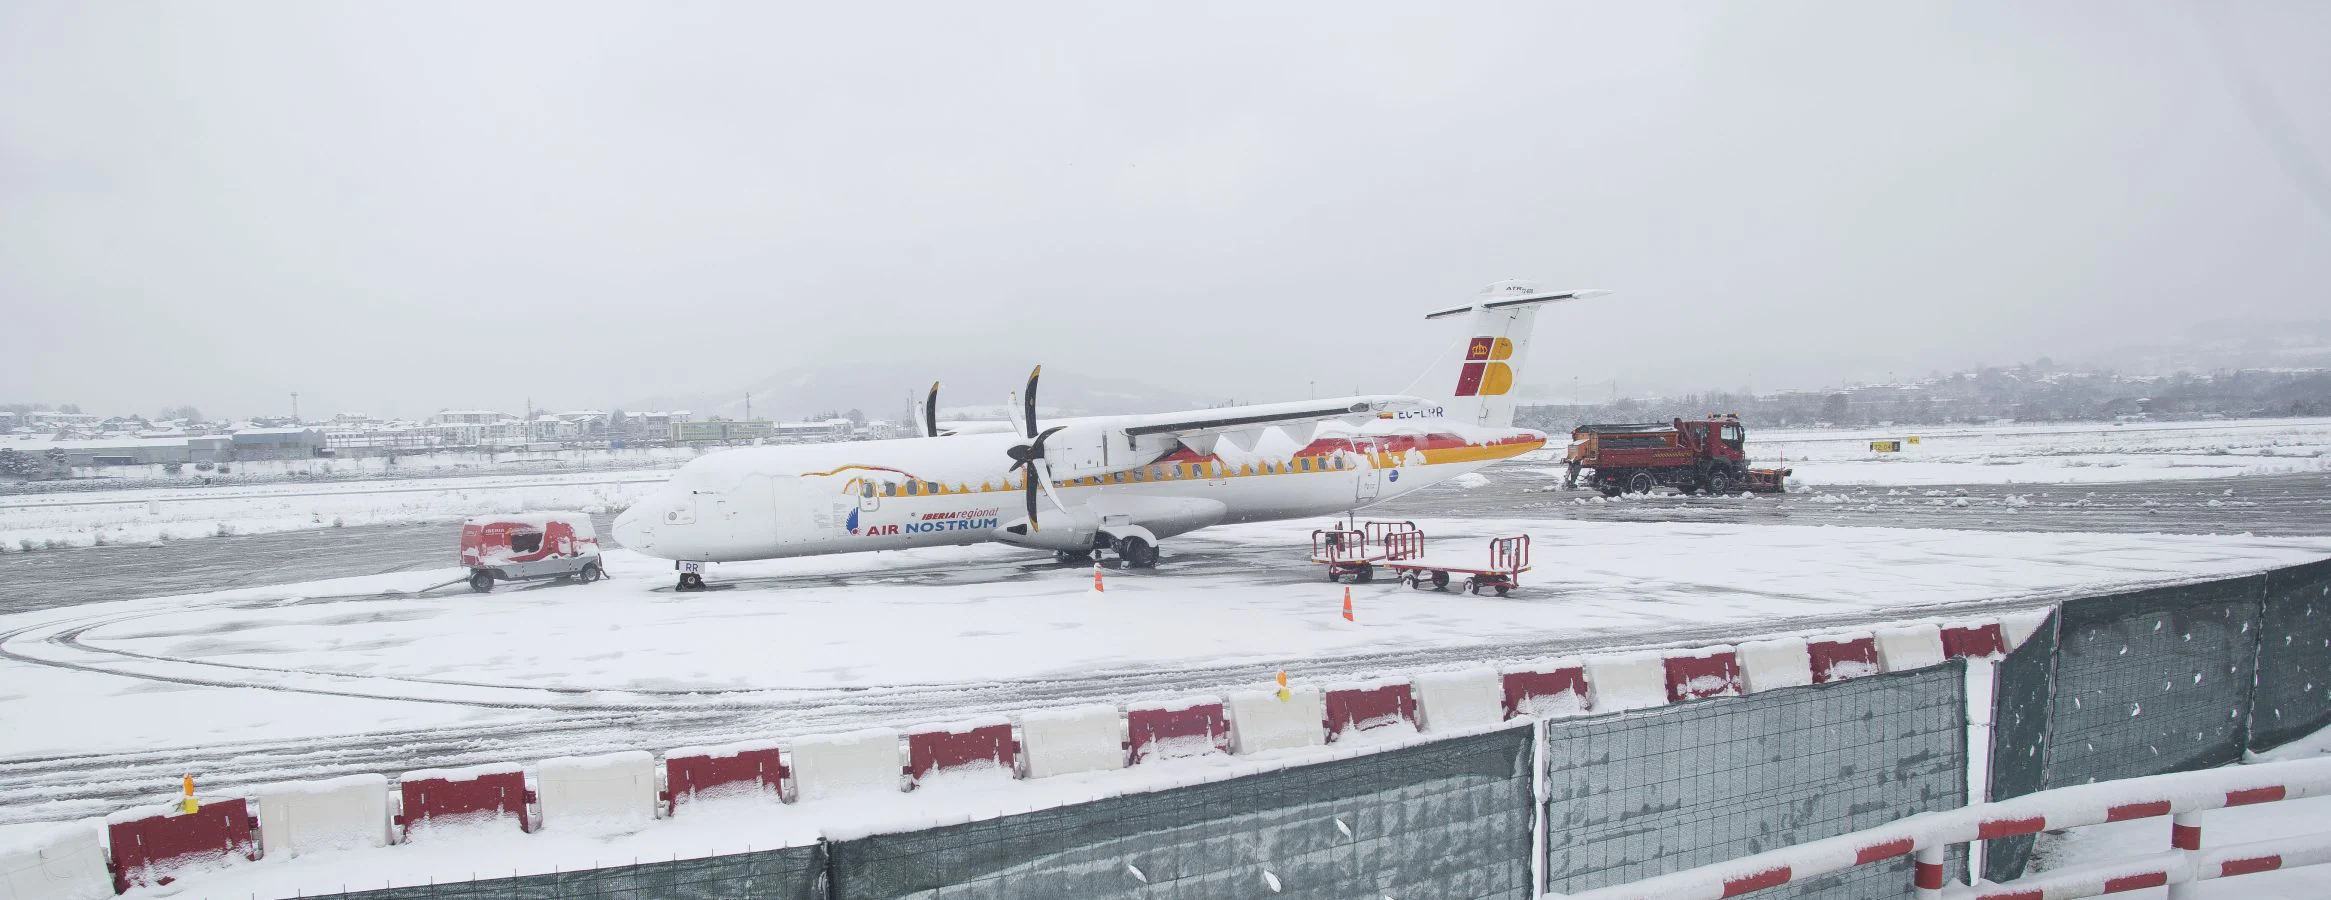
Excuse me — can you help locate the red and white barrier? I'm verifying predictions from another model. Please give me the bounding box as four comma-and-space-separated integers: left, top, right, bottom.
0, 820, 110, 900
905, 718, 1018, 786
535, 751, 658, 833
1125, 697, 1231, 764
1584, 652, 1670, 713
1501, 662, 1588, 719
397, 763, 531, 838
1323, 680, 1417, 742
1877, 623, 1948, 672
1412, 668, 1505, 731
1017, 704, 1126, 779
662, 740, 787, 813
1940, 621, 2008, 660
1226, 687, 1325, 754
1559, 756, 2331, 900
788, 728, 903, 801
1662, 646, 1742, 702
1807, 634, 1882, 684
1736, 638, 1813, 692
253, 773, 393, 856
104, 797, 259, 893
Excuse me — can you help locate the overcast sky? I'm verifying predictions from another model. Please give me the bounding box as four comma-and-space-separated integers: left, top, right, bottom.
4, 2, 2328, 421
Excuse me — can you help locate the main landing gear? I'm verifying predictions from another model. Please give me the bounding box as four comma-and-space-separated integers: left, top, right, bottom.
1111, 535, 1160, 569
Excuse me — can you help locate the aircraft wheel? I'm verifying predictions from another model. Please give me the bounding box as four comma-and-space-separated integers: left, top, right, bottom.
1055, 549, 1093, 565
468, 570, 494, 594
1431, 570, 1451, 590
1626, 472, 1655, 494
1121, 537, 1159, 569
678, 573, 705, 591
578, 562, 603, 584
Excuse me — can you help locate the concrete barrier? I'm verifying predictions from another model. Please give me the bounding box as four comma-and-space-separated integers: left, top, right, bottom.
1664, 646, 1743, 702
1941, 621, 2008, 659
1413, 668, 1504, 731
1736, 637, 1813, 692
104, 797, 258, 893
1017, 704, 1125, 779
536, 751, 658, 832
1585, 652, 1672, 713
662, 740, 787, 813
905, 719, 1018, 786
253, 773, 393, 856
1502, 663, 1589, 718
1226, 687, 1325, 755
1126, 697, 1230, 764
1323, 681, 1417, 742
789, 728, 903, 802
397, 763, 531, 838
1807, 634, 1882, 684
1877, 623, 1948, 672
0, 820, 110, 900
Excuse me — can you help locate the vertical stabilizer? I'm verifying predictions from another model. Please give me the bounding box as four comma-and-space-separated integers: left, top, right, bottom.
1401, 280, 1607, 429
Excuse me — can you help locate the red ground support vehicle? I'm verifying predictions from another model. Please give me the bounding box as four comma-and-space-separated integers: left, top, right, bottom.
1564, 414, 1791, 496
459, 513, 604, 593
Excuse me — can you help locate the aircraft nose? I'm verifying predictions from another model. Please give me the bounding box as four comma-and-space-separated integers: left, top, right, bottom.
612, 504, 653, 552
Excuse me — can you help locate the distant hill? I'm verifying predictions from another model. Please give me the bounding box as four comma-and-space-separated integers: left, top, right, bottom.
620, 364, 1222, 423
2084, 319, 2331, 374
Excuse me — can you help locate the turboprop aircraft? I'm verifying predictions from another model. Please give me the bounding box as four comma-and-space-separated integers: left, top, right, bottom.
612, 280, 1606, 588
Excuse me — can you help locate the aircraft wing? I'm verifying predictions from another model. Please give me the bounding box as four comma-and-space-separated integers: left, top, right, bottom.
1116, 395, 1428, 440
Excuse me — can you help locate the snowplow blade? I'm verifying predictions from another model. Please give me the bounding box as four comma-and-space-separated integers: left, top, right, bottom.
1744, 468, 1791, 493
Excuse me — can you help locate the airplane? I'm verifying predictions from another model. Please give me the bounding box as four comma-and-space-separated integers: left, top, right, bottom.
612, 280, 1607, 588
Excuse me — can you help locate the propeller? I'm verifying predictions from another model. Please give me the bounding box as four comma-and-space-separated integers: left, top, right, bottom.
924, 381, 940, 438
1005, 365, 1070, 530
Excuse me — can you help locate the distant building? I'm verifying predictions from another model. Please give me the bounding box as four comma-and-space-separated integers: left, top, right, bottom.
229, 427, 328, 460
670, 420, 772, 443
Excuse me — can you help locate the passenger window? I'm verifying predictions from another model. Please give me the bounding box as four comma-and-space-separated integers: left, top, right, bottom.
510, 532, 542, 554
1132, 468, 1145, 482
882, 482, 897, 496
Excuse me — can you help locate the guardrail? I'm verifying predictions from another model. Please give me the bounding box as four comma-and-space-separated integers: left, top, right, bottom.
1554, 757, 2331, 900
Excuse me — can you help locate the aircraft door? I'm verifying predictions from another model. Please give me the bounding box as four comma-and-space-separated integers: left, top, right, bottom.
1355, 449, 1383, 502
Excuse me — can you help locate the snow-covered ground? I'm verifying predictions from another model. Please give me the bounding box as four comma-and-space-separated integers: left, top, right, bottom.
2019, 729, 2331, 897
3, 517, 2322, 773
1749, 417, 2331, 486
0, 470, 669, 552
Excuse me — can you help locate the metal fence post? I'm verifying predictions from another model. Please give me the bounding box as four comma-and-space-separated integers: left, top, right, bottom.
1915, 845, 1947, 899
2167, 811, 2203, 899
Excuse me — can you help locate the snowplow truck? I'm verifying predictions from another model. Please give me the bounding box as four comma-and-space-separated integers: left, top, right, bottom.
1563, 415, 1790, 496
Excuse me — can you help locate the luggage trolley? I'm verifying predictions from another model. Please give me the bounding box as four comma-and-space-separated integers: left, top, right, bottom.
1386, 534, 1531, 597
1308, 519, 1423, 584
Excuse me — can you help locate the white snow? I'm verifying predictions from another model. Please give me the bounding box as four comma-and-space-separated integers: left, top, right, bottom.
1412, 668, 1505, 732
0, 819, 110, 900
1017, 705, 1124, 779
0, 470, 667, 553
1225, 687, 1325, 755
1583, 651, 1671, 713
1747, 417, 2331, 487
786, 730, 902, 802
1737, 637, 1815, 692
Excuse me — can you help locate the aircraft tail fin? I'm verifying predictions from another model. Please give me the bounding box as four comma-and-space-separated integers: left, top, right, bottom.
1400, 280, 1607, 429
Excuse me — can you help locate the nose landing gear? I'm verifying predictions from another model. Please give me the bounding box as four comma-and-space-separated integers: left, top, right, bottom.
675, 561, 707, 591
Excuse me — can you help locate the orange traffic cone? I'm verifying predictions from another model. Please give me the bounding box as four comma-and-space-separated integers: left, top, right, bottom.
1276, 671, 1291, 702
1093, 560, 1104, 593
1342, 586, 1354, 622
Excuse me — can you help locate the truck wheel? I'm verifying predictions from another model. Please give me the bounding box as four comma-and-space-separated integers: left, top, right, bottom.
578, 562, 603, 584
1626, 472, 1655, 494
1704, 470, 1732, 495
468, 570, 494, 594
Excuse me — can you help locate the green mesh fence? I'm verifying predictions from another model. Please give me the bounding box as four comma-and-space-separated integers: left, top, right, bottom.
2251, 558, 2331, 753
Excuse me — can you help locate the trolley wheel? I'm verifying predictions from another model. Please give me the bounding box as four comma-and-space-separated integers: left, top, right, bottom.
1431, 570, 1451, 590
1626, 472, 1655, 494
1494, 584, 1511, 597
578, 562, 603, 584
1353, 564, 1374, 584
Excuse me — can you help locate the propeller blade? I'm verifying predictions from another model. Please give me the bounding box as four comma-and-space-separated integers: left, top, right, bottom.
1023, 365, 1041, 439
925, 381, 940, 438
1033, 456, 1069, 516
1023, 470, 1040, 531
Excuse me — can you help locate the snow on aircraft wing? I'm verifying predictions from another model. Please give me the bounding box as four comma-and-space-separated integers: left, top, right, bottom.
1117, 395, 1429, 439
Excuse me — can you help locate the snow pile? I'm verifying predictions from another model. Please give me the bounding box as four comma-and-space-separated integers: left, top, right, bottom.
253, 773, 392, 856
1225, 687, 1325, 755
535, 752, 657, 835
1449, 472, 1491, 489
